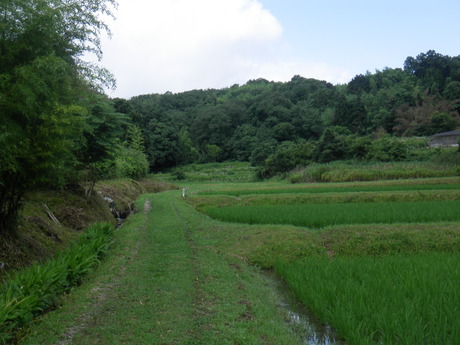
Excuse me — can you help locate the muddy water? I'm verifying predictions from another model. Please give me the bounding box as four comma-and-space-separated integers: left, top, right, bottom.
264, 270, 347, 345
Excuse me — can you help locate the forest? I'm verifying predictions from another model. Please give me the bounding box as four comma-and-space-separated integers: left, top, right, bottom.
1, 0, 460, 236
120, 49, 460, 176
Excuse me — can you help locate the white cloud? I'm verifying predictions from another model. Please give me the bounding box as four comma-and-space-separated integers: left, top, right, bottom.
98, 0, 351, 98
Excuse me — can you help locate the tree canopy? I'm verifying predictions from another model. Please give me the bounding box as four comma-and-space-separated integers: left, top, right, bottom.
120, 51, 459, 174
0, 0, 150, 235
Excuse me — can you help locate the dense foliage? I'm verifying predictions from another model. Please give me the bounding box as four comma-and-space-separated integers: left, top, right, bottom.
0, 0, 148, 235
119, 50, 459, 176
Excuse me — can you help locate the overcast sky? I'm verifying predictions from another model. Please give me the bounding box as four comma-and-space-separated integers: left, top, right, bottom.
96, 0, 460, 99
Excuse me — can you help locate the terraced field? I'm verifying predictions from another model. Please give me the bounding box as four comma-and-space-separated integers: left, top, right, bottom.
190, 176, 460, 344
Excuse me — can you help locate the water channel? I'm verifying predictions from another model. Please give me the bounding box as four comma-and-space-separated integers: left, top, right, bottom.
264, 270, 347, 345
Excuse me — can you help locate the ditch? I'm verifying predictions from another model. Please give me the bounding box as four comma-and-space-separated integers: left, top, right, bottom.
264, 270, 347, 345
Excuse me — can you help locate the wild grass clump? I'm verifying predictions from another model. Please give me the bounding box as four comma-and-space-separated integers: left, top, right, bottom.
0, 222, 114, 343
204, 200, 460, 228
289, 161, 459, 183
276, 253, 460, 345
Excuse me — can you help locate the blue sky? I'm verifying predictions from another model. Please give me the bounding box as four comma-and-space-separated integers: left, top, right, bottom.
261, 0, 460, 73
98, 0, 460, 98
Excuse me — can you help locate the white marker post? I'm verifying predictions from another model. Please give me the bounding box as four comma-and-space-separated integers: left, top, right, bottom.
182, 187, 187, 198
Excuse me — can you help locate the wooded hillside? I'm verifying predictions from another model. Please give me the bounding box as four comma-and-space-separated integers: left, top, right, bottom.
117, 50, 460, 175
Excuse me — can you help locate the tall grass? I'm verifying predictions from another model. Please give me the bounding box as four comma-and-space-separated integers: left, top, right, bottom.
204, 200, 460, 228
0, 223, 114, 343
289, 161, 459, 183
276, 253, 460, 345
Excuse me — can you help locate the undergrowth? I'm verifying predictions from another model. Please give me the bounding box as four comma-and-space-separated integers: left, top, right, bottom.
0, 223, 114, 344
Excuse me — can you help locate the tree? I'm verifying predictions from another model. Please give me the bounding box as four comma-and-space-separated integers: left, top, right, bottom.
0, 0, 116, 235
394, 92, 459, 136
333, 96, 368, 134
429, 112, 457, 134
347, 74, 371, 95
291, 103, 324, 139
77, 95, 128, 198
227, 124, 257, 161
314, 126, 351, 163
273, 122, 296, 142
145, 120, 180, 170
257, 140, 315, 178
177, 127, 199, 165
366, 137, 407, 162
126, 125, 146, 152
404, 50, 456, 94
201, 144, 222, 163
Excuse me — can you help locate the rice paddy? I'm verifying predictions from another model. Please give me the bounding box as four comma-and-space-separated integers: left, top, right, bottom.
190, 175, 460, 344
276, 253, 460, 345
198, 181, 460, 196
203, 200, 460, 228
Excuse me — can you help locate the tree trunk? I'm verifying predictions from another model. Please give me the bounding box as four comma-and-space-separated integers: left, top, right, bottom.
0, 172, 25, 236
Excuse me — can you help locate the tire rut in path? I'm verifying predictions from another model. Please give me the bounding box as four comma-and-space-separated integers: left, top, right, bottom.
170, 201, 218, 340
53, 199, 151, 345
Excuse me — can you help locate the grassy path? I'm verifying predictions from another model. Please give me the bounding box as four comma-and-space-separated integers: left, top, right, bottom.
22, 191, 301, 345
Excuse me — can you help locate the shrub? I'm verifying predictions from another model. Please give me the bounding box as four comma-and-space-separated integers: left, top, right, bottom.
114, 146, 149, 179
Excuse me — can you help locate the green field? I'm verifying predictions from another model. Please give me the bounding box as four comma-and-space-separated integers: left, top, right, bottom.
188, 175, 460, 344
203, 200, 460, 228
276, 253, 460, 345
198, 181, 460, 196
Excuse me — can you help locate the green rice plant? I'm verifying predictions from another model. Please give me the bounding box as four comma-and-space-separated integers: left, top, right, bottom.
0, 222, 114, 343
198, 182, 460, 196
276, 253, 460, 345
203, 200, 460, 228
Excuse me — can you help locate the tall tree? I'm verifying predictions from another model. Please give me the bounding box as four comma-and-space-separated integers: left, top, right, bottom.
0, 0, 117, 235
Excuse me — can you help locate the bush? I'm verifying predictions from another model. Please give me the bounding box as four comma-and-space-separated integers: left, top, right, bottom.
171, 169, 186, 180
366, 136, 407, 162
257, 140, 314, 179
114, 146, 149, 179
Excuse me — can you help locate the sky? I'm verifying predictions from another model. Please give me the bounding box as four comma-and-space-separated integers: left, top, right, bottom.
95, 0, 460, 99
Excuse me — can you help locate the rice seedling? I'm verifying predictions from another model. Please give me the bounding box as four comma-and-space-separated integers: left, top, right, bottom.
276, 253, 460, 345
203, 200, 460, 228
